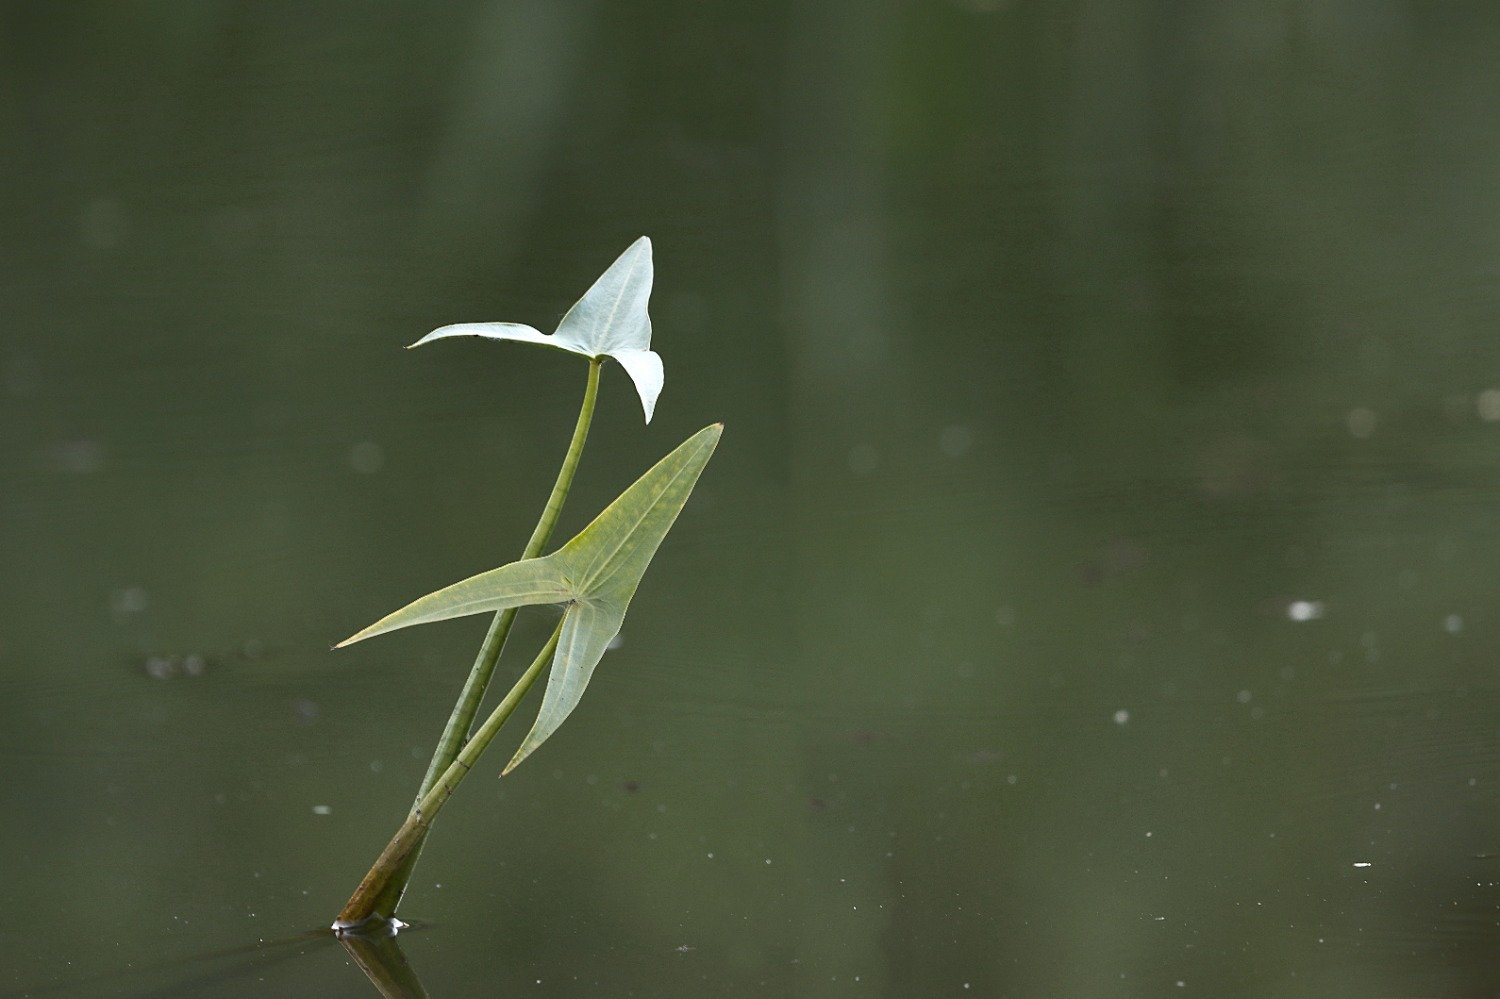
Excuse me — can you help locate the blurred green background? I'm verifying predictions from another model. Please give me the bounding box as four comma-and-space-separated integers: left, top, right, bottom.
3, 2, 1500, 995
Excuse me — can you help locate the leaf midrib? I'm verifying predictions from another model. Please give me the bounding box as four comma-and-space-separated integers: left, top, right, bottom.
593, 253, 643, 352
569, 438, 704, 596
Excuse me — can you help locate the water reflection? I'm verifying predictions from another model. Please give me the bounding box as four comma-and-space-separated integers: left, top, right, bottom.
23, 924, 432, 998
22, 928, 331, 997
340, 928, 429, 999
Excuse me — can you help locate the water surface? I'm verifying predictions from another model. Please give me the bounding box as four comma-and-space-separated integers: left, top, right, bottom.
3, 4, 1499, 995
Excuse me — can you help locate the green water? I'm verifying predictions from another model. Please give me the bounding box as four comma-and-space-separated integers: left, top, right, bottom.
4, 4, 1499, 995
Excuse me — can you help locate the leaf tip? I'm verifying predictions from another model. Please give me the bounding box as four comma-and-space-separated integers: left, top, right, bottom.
333, 626, 373, 649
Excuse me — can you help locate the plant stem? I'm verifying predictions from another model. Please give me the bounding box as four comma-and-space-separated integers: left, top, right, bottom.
335, 622, 563, 932
339, 357, 602, 925
418, 356, 601, 800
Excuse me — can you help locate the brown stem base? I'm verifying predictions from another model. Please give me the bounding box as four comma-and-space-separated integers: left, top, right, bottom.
333, 811, 431, 930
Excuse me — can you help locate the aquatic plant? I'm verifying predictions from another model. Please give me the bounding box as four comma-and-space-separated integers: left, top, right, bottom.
331, 238, 721, 934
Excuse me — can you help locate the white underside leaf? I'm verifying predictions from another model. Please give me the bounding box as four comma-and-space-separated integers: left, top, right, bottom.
410, 237, 662, 422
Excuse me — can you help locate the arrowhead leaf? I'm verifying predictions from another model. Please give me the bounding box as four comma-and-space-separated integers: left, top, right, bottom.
552, 236, 653, 358
411, 237, 664, 422
335, 557, 573, 648
337, 423, 723, 772
506, 599, 621, 774
502, 422, 721, 771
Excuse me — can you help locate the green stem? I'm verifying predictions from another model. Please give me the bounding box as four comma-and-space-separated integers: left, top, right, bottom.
417, 356, 601, 800
340, 357, 603, 925
335, 622, 563, 932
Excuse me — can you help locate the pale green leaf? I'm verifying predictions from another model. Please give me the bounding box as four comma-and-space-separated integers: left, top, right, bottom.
504, 600, 622, 775
502, 423, 721, 771
338, 423, 723, 771
335, 557, 572, 648
410, 237, 663, 422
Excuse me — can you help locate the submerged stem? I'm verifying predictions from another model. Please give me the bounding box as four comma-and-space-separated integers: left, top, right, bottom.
341, 357, 602, 924
336, 621, 563, 931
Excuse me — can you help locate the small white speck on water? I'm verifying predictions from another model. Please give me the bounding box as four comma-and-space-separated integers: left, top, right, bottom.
1444, 614, 1464, 634
109, 585, 149, 619
348, 440, 384, 474
1113, 709, 1131, 726
312, 805, 331, 815
1236, 689, 1252, 704
81, 198, 127, 250
1479, 388, 1500, 421
1145, 831, 1153, 838
1353, 862, 1372, 868
847, 443, 878, 476
939, 424, 973, 458
1287, 600, 1324, 622
53, 438, 104, 475
1347, 407, 1377, 438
